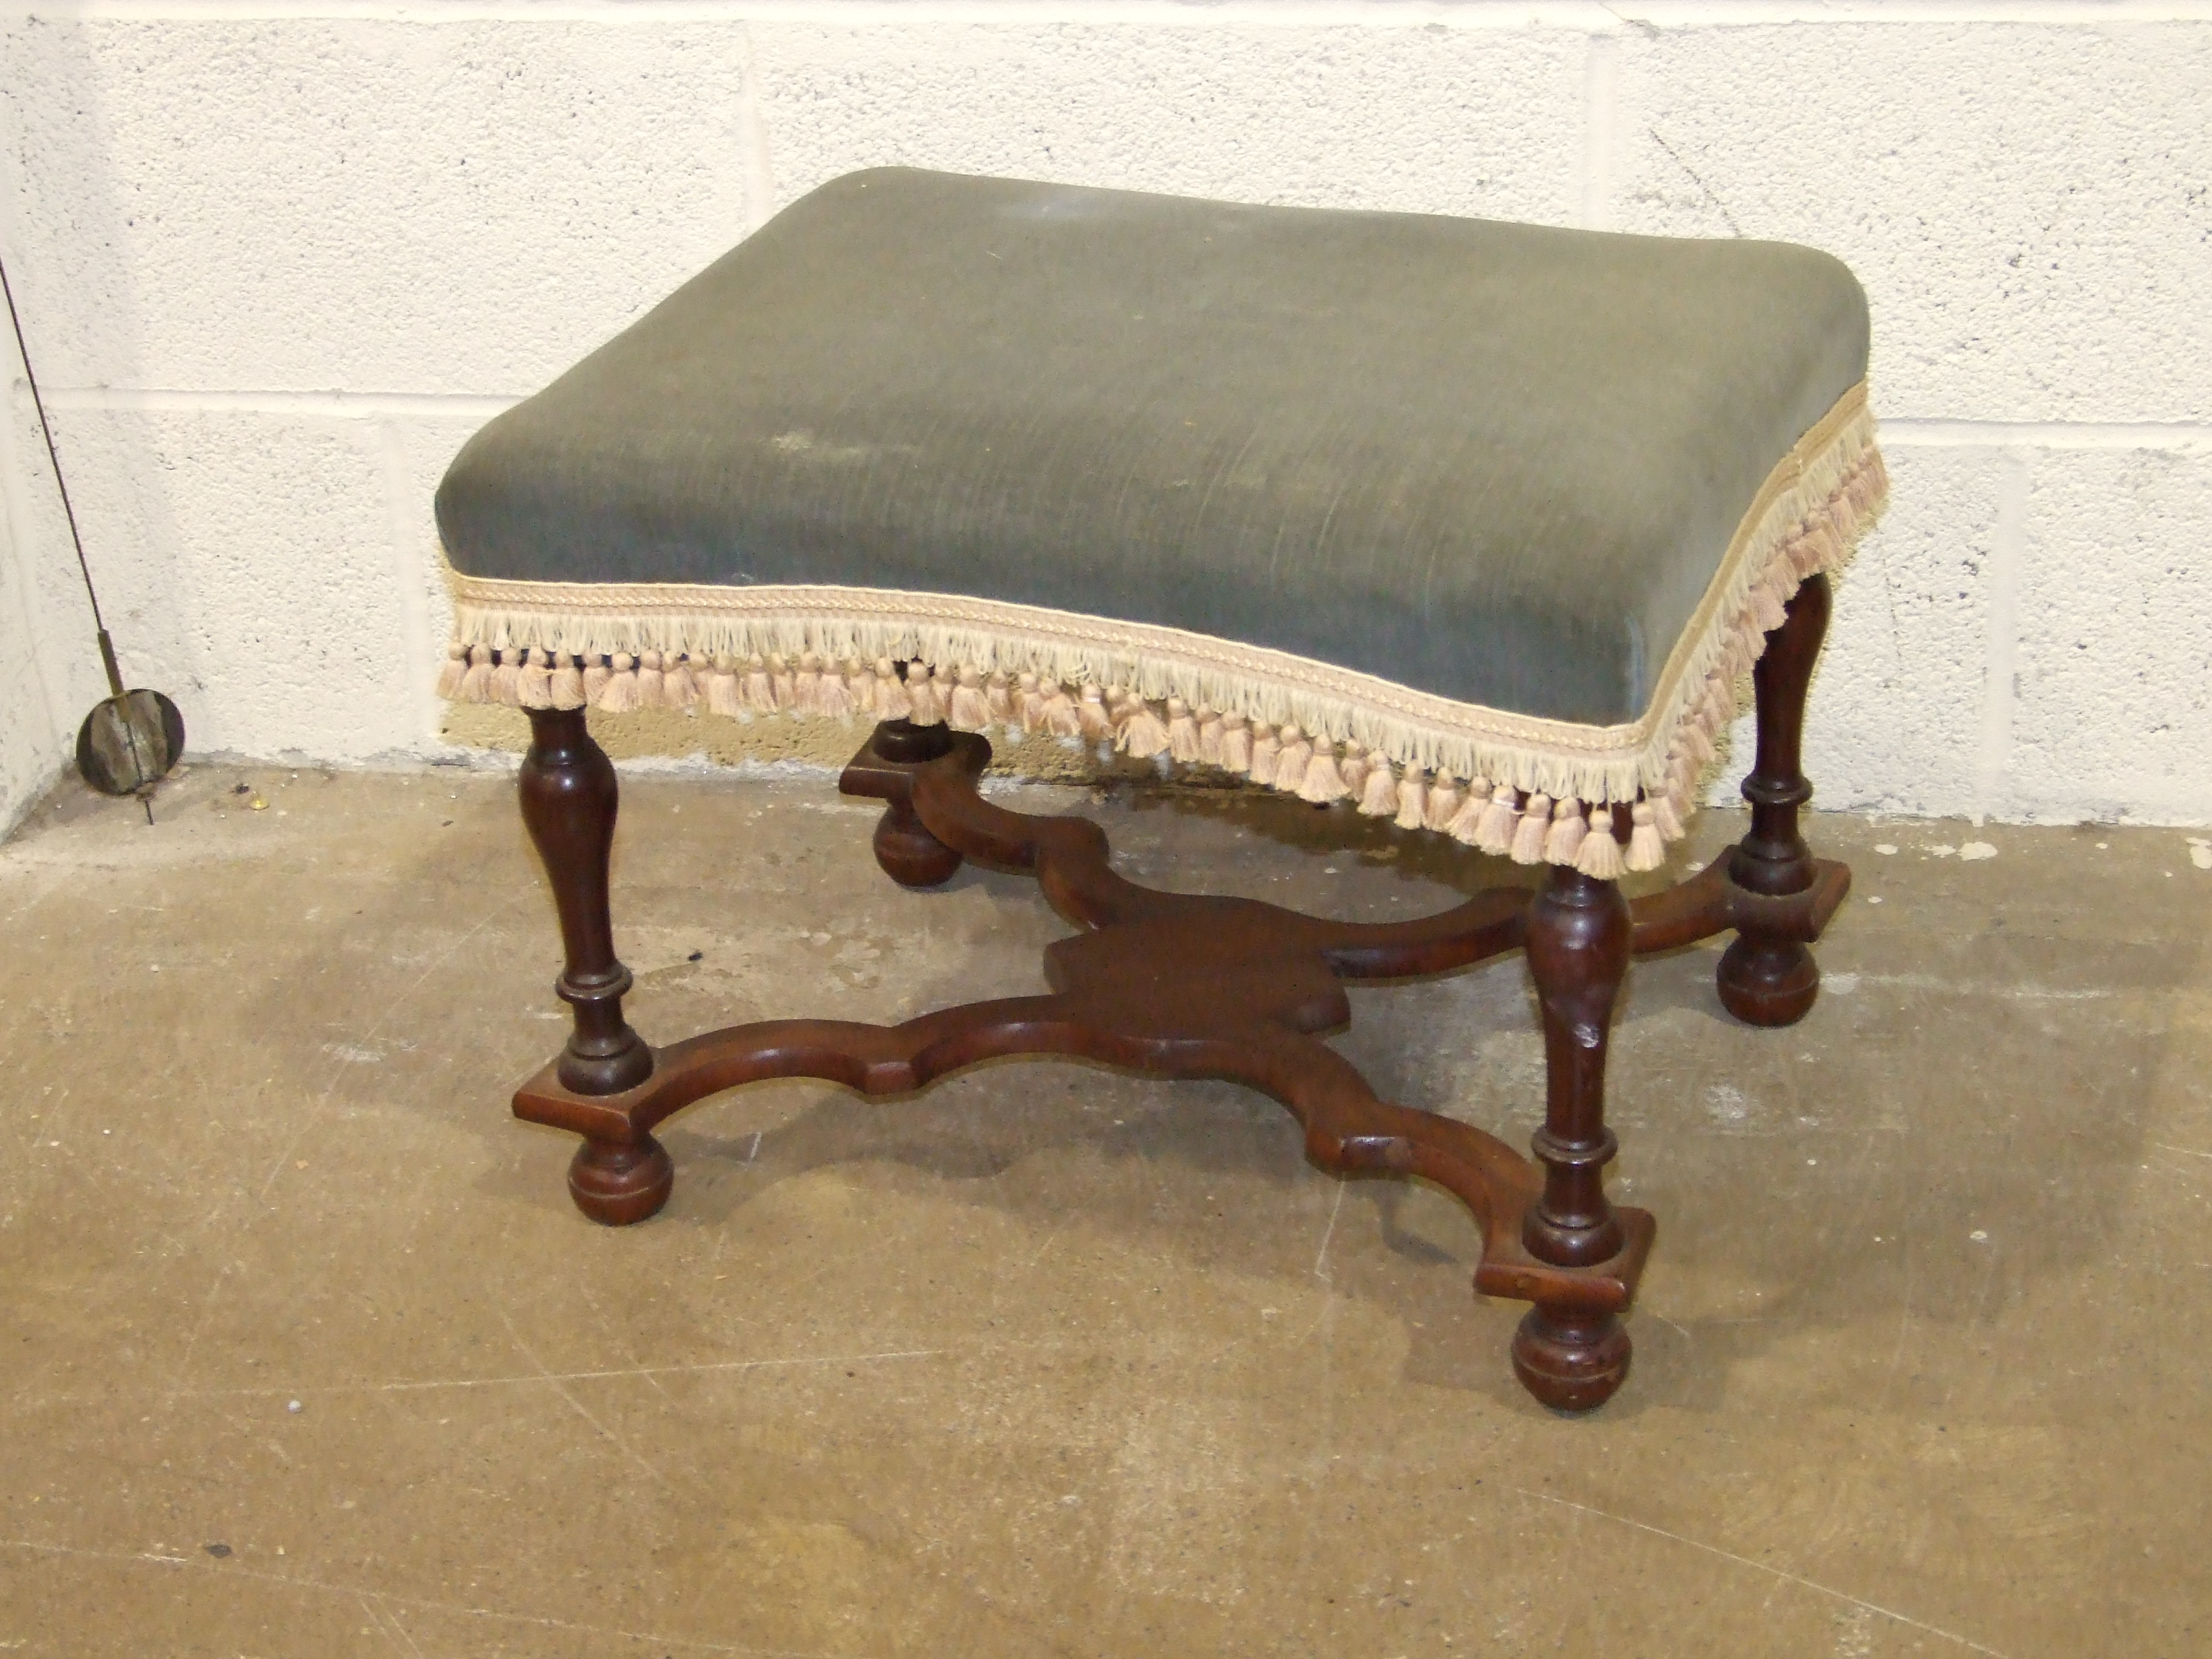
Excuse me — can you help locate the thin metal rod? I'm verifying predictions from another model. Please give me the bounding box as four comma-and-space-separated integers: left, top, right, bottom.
0, 250, 107, 640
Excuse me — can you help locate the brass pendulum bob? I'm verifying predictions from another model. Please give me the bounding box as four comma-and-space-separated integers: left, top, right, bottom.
75, 627, 184, 812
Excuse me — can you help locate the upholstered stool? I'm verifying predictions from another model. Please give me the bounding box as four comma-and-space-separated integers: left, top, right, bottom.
436, 169, 1883, 1410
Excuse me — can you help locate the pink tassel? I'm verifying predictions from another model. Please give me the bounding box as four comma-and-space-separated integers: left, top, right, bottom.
1219, 712, 1252, 774
1017, 673, 1047, 732
1845, 453, 1887, 518
1654, 791, 1687, 843
1445, 780, 1490, 843
1076, 687, 1113, 743
1424, 770, 1462, 833
816, 663, 854, 720
1358, 757, 1398, 818
985, 672, 1014, 729
1859, 463, 1888, 516
875, 659, 910, 721
1164, 697, 1201, 763
1043, 683, 1080, 738
770, 653, 798, 711
1115, 687, 1156, 745
1576, 816, 1626, 881
906, 663, 943, 726
1702, 670, 1734, 731
1734, 628, 1762, 680
633, 649, 666, 709
1120, 698, 1170, 759
948, 666, 992, 732
489, 649, 523, 706
743, 655, 778, 714
844, 659, 875, 715
516, 646, 555, 710
596, 652, 640, 714
706, 656, 744, 718
1248, 723, 1280, 784
549, 654, 585, 710
1299, 743, 1350, 804
1393, 767, 1428, 831
1669, 753, 1697, 809
457, 644, 495, 704
663, 654, 699, 709
1337, 741, 1369, 799
435, 643, 468, 700
1474, 785, 1519, 855
1707, 632, 1734, 683
1273, 724, 1312, 791
1510, 792, 1553, 864
1823, 494, 1858, 549
1542, 798, 1588, 864
1751, 576, 1789, 633
1626, 802, 1667, 872
1195, 707, 1224, 766
1790, 523, 1837, 578
792, 651, 823, 714
581, 654, 610, 706
1847, 463, 1883, 526
1865, 450, 1892, 510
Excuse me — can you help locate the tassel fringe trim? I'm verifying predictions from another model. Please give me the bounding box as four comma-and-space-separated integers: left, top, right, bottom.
438, 384, 1887, 872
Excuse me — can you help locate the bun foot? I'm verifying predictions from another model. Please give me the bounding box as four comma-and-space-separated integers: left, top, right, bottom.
568, 1135, 674, 1226
1716, 935, 1820, 1027
1511, 1306, 1632, 1411
873, 802, 963, 889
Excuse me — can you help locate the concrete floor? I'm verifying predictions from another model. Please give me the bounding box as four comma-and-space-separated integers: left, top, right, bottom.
2, 752, 2207, 1657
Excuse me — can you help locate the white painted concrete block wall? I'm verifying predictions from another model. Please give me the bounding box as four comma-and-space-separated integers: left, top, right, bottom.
0, 447, 71, 833
0, 2, 2206, 829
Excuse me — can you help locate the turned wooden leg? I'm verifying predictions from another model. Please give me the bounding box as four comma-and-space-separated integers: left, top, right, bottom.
520, 707, 669, 1223
1514, 864, 1633, 1410
868, 719, 965, 889
1719, 572, 1830, 1027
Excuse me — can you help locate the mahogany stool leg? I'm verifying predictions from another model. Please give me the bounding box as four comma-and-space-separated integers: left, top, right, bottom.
519, 706, 670, 1224
866, 719, 965, 889
1513, 864, 1634, 1410
1718, 571, 1831, 1027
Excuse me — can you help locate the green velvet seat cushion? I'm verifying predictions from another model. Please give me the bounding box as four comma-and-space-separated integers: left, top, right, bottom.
435, 167, 1869, 730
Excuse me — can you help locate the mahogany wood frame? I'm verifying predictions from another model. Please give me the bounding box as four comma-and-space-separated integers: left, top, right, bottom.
510, 576, 1848, 1410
